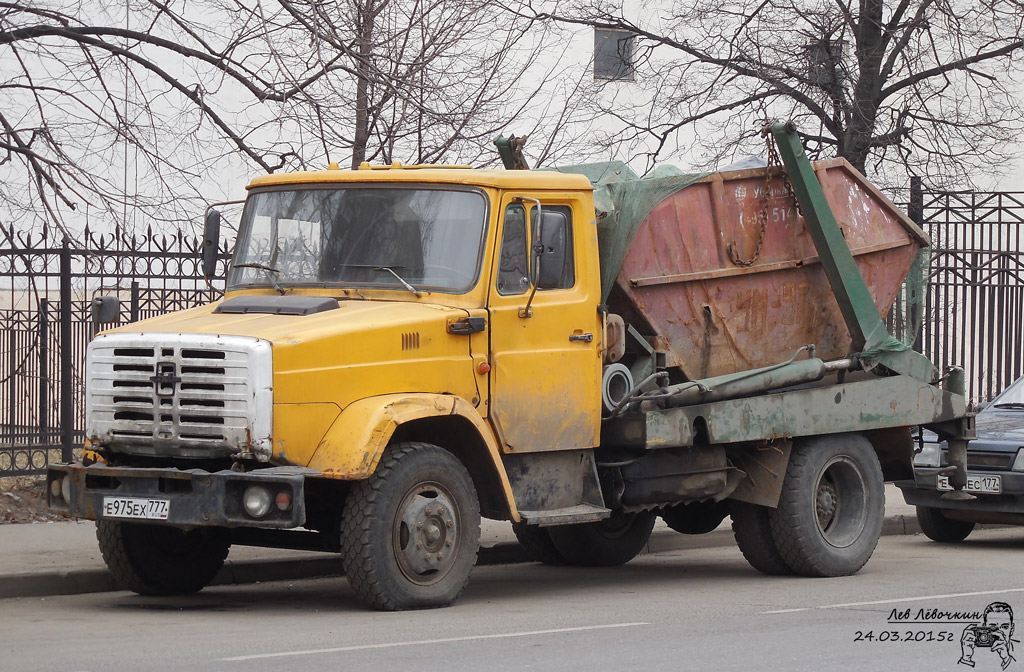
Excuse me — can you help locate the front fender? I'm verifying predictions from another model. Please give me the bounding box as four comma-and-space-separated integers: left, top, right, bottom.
306, 393, 518, 518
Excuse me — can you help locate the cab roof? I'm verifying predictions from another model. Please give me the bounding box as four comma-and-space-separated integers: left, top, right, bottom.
246, 163, 594, 191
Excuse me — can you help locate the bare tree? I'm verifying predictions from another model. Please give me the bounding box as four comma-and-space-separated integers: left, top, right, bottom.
274, 0, 600, 170
516, 0, 1024, 187
0, 0, 329, 236
1, 0, 599, 237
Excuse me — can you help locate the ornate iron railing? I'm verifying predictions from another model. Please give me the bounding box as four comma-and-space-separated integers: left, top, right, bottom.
0, 224, 230, 475
917, 188, 1024, 402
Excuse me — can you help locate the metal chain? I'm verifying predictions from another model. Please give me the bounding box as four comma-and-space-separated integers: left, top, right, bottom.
728, 132, 775, 267
773, 133, 804, 220
728, 127, 802, 267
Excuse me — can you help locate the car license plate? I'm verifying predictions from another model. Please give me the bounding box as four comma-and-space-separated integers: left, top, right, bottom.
102, 497, 170, 520
937, 473, 1002, 494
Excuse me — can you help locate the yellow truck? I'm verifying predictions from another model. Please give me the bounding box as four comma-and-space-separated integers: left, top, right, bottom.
48, 123, 974, 610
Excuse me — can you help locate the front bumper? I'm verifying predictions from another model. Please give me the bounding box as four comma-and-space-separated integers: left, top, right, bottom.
896, 469, 1024, 515
47, 463, 316, 529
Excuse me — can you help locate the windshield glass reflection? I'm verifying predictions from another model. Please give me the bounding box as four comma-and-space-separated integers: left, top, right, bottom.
229, 187, 488, 293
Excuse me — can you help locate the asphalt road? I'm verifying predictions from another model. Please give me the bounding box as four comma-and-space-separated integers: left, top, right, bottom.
5, 528, 1024, 672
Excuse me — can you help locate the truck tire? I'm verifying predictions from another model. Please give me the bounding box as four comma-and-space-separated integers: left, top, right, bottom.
341, 442, 480, 611
512, 521, 566, 565
96, 520, 229, 596
546, 510, 656, 566
769, 433, 884, 577
730, 501, 793, 575
916, 506, 976, 543
661, 500, 729, 535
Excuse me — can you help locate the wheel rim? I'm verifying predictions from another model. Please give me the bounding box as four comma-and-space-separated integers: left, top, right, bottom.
814, 456, 868, 548
393, 481, 461, 585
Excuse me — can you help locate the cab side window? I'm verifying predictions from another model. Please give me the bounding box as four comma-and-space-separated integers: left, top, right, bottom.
497, 204, 529, 295
531, 205, 575, 290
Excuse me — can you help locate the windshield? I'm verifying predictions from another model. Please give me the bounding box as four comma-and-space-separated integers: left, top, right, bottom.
228, 186, 488, 293
992, 376, 1024, 407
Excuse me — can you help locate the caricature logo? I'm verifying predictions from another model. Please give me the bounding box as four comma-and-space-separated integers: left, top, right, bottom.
960, 602, 1017, 669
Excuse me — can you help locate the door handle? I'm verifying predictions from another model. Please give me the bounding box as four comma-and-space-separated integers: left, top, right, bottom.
448, 316, 486, 335
569, 333, 593, 342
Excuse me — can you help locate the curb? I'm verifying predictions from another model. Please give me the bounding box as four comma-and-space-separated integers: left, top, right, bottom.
881, 513, 922, 537
0, 513, 925, 600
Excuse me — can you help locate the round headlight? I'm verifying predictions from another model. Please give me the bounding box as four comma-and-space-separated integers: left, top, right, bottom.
61, 475, 72, 504
243, 485, 272, 519
50, 478, 63, 501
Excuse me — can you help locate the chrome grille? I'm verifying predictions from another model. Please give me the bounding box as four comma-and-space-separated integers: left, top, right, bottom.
86, 334, 273, 459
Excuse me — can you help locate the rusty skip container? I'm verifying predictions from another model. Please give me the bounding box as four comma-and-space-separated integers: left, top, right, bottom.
564, 158, 929, 380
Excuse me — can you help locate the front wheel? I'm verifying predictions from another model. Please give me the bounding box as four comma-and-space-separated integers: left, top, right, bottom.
916, 506, 976, 543
547, 510, 656, 566
96, 520, 229, 595
341, 442, 480, 611
769, 433, 884, 577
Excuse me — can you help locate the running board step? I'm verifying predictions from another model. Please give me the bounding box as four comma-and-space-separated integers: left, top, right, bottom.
518, 504, 610, 526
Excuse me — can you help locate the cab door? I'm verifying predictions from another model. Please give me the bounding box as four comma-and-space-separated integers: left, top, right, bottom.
486, 195, 602, 453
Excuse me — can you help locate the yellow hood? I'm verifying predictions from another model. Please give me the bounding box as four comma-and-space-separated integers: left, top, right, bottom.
108, 297, 466, 345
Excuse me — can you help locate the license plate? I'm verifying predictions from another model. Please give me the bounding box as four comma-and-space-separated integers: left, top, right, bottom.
102, 497, 170, 520
937, 473, 1002, 494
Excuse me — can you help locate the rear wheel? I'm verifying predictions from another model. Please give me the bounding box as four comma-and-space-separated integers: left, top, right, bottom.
341, 442, 480, 611
96, 520, 229, 595
512, 521, 566, 565
662, 500, 729, 535
916, 506, 976, 543
731, 501, 792, 575
769, 433, 884, 577
547, 510, 656, 566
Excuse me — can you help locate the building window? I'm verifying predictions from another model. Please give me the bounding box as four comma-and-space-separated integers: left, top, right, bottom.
594, 28, 636, 81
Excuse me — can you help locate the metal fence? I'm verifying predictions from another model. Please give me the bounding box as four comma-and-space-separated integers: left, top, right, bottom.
915, 182, 1024, 402
1, 184, 1022, 476
0, 224, 229, 475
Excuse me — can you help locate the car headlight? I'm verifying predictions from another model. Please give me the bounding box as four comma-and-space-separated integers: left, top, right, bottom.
1012, 449, 1024, 472
914, 442, 942, 468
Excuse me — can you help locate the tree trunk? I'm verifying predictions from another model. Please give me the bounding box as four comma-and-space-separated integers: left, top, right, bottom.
351, 0, 375, 170
843, 0, 885, 173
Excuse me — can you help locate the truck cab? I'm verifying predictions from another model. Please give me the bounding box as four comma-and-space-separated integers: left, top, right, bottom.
51, 164, 615, 610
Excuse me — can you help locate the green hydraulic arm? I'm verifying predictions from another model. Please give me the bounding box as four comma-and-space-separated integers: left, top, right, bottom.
494, 135, 530, 170
767, 120, 936, 383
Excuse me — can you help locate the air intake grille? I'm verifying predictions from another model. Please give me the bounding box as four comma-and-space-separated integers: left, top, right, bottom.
86, 334, 273, 459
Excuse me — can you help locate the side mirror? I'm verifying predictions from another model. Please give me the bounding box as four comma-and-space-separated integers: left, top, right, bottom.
91, 296, 120, 325
535, 211, 569, 289
202, 209, 221, 279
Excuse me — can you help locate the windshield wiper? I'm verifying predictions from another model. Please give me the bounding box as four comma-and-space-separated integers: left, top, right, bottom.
334, 264, 422, 298
233, 262, 286, 295
375, 266, 421, 298
993, 402, 1024, 409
